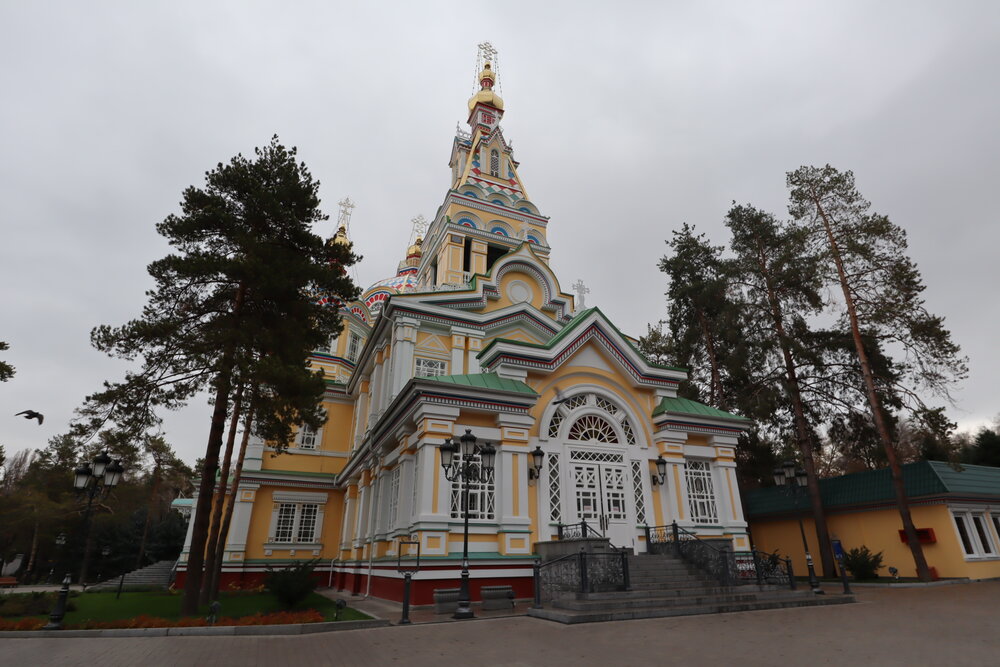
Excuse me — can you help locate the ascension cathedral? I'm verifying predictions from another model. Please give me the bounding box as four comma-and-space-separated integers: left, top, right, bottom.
176, 49, 752, 604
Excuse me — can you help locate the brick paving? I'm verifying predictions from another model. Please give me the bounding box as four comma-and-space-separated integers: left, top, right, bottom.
3, 581, 998, 666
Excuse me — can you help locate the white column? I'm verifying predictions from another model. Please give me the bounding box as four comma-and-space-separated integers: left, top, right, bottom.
391, 319, 418, 396
223, 484, 258, 552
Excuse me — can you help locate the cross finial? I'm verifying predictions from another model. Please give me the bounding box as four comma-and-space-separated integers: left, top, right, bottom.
410, 214, 428, 243
337, 197, 356, 236
571, 279, 590, 311
474, 42, 501, 95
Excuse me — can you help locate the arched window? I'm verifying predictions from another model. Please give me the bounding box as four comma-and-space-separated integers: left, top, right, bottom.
490, 149, 500, 177
547, 392, 637, 445
567, 414, 619, 443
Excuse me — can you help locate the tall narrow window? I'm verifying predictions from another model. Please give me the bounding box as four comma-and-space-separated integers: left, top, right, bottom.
684, 460, 718, 524
548, 453, 561, 523
274, 503, 296, 542
449, 451, 495, 521
490, 149, 500, 177
954, 513, 975, 555
387, 467, 401, 530
296, 504, 319, 542
347, 332, 362, 362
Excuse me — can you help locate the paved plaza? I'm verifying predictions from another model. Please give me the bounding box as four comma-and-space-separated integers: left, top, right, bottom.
2, 582, 997, 666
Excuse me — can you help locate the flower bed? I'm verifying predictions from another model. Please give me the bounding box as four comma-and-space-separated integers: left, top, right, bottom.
0, 609, 324, 631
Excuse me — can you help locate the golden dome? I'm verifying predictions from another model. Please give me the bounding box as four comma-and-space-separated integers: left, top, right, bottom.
406, 236, 423, 258
467, 62, 504, 111
330, 225, 350, 246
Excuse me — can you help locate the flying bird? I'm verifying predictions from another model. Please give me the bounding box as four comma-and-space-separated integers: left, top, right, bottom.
15, 410, 44, 425
552, 386, 568, 405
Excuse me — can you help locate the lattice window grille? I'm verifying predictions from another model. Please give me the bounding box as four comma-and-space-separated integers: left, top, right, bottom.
621, 419, 636, 445
595, 396, 618, 414
296, 504, 319, 542
387, 467, 401, 530
563, 394, 589, 411
568, 414, 619, 443
569, 449, 624, 464
490, 150, 500, 177
548, 410, 564, 438
298, 424, 318, 449
548, 453, 561, 523
449, 452, 495, 521
415, 357, 448, 378
685, 460, 719, 524
274, 503, 296, 542
631, 461, 647, 524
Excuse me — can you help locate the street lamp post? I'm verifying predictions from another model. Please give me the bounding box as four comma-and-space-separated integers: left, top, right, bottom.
773, 461, 824, 595
73, 451, 125, 585
439, 429, 496, 620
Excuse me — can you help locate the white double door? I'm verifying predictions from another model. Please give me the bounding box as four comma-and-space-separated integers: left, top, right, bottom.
570, 458, 634, 548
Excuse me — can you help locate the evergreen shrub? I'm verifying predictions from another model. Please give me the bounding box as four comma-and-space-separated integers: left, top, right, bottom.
264, 560, 319, 608
842, 546, 884, 580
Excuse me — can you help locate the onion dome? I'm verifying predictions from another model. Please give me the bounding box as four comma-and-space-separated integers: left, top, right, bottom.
406, 236, 424, 259
329, 225, 350, 246
468, 63, 504, 111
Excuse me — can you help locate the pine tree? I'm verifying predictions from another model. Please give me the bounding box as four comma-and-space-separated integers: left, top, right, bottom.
0, 341, 13, 382
787, 165, 968, 581
725, 203, 839, 577
88, 137, 360, 614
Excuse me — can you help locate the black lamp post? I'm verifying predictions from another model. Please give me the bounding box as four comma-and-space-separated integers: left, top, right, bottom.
773, 461, 823, 595
440, 429, 496, 619
74, 451, 124, 585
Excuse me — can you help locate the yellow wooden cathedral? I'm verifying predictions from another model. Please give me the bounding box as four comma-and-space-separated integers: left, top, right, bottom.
177, 48, 753, 604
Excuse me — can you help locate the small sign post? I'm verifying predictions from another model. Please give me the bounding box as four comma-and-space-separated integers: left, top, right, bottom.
397, 538, 421, 625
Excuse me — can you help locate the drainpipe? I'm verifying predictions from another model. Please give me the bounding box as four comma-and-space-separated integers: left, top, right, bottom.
364, 467, 382, 598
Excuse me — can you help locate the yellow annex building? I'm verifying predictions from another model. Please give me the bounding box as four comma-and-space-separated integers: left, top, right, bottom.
178, 52, 753, 604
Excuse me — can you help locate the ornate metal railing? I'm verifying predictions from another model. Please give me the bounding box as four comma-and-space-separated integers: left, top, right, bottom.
556, 520, 605, 541
644, 522, 796, 590
532, 550, 631, 607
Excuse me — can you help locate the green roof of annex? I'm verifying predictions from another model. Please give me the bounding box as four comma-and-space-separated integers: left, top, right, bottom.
746, 461, 1000, 517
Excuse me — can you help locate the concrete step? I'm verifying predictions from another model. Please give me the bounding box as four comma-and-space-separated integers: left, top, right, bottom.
552, 588, 815, 612
529, 593, 855, 624
88, 560, 176, 590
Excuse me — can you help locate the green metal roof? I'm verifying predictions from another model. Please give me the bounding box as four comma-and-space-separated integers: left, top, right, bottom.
652, 396, 750, 422
422, 372, 537, 395
746, 461, 1000, 517
477, 307, 687, 373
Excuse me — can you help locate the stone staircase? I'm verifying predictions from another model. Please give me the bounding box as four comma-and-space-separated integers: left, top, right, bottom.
528, 552, 854, 624
87, 559, 176, 591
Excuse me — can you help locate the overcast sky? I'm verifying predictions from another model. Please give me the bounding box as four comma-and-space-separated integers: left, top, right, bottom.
2, 1, 998, 467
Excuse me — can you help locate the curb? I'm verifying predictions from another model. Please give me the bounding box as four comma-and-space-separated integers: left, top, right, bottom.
0, 618, 390, 638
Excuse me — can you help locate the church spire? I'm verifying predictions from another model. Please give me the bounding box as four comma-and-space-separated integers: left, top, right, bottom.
467, 42, 504, 130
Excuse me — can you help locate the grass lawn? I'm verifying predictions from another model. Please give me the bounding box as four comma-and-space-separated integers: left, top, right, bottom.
11, 591, 369, 625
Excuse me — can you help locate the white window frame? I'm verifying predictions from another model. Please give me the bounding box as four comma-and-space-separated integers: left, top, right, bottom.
347, 332, 362, 362
296, 423, 320, 450
951, 508, 1000, 560
490, 149, 500, 177
684, 459, 719, 525
449, 451, 496, 522
414, 357, 448, 378
270, 503, 321, 544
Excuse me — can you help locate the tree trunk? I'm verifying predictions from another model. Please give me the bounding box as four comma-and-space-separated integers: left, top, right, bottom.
696, 309, 726, 410
181, 282, 246, 615
136, 461, 162, 569
209, 389, 257, 597
755, 239, 837, 578
200, 384, 244, 605
812, 198, 932, 582
25, 516, 39, 577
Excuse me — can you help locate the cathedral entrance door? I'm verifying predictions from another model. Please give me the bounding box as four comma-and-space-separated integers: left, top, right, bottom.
569, 453, 632, 548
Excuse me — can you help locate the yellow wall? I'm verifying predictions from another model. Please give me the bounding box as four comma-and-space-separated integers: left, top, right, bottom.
750, 504, 1000, 580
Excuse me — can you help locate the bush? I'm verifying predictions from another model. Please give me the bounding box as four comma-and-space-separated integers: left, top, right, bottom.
842, 545, 884, 580
264, 560, 319, 609
0, 592, 58, 617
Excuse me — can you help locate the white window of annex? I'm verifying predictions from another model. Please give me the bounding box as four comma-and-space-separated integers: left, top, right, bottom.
268, 492, 327, 544
546, 392, 638, 445
952, 508, 1000, 559
414, 357, 448, 378
684, 460, 719, 525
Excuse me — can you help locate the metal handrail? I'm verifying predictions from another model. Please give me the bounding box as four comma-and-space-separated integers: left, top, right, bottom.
532, 549, 631, 608
556, 519, 604, 541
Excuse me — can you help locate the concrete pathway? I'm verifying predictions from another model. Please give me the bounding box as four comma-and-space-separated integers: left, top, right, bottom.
3, 581, 998, 666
